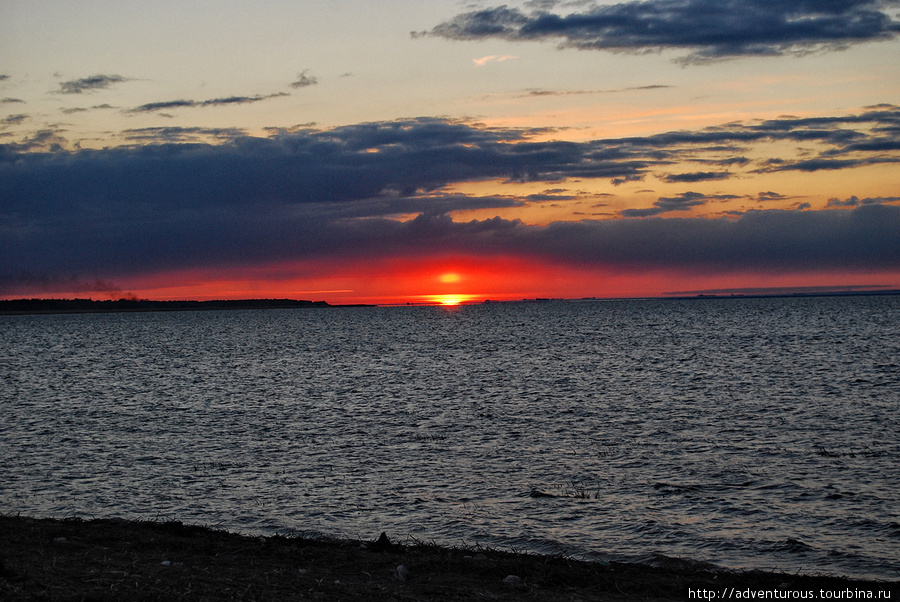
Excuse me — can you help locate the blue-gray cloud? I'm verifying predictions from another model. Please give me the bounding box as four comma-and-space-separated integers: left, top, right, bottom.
827, 195, 900, 207
58, 74, 128, 94
620, 191, 740, 217
121, 126, 248, 143
1, 114, 28, 126
757, 191, 787, 202
422, 0, 900, 62
524, 84, 672, 97
661, 171, 731, 183
61, 104, 115, 115
2, 110, 899, 293
129, 93, 288, 113
291, 70, 318, 88
4, 128, 66, 152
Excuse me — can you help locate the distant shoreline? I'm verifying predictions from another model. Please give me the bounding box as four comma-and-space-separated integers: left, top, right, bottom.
1, 289, 898, 315
0, 297, 374, 315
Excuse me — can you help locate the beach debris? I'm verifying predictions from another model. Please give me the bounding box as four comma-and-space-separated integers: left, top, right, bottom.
370, 531, 401, 553
502, 574, 524, 588
394, 564, 409, 582
52, 537, 68, 544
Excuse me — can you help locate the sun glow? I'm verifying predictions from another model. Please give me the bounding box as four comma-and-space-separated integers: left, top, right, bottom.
432, 294, 474, 306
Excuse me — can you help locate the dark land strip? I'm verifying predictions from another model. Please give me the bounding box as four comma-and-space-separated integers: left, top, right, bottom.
1, 516, 896, 601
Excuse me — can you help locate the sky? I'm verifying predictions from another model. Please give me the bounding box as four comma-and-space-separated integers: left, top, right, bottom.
2, 0, 900, 305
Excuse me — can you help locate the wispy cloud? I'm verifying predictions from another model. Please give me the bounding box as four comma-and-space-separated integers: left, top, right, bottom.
620, 191, 738, 217
58, 74, 128, 94
473, 54, 519, 66
128, 93, 288, 113
661, 171, 731, 183
290, 70, 319, 88
757, 191, 787, 202
4, 128, 68, 152
1, 114, 28, 126
121, 126, 248, 144
61, 104, 115, 115
526, 84, 671, 96
423, 0, 900, 63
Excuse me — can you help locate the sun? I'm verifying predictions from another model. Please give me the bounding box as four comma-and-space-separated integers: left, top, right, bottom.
435, 294, 468, 306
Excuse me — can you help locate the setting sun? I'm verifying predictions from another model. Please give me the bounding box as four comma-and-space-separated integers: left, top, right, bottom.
433, 294, 472, 306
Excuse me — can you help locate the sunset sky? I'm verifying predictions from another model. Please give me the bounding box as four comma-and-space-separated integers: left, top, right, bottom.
2, 0, 899, 305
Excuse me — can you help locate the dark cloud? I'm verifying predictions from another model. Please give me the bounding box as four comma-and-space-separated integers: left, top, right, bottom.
2, 112, 899, 291
757, 191, 787, 202
1, 97, 25, 104
61, 103, 116, 115
129, 93, 287, 113
662, 171, 731, 183
0, 272, 126, 296
423, 0, 900, 62
525, 188, 579, 201
291, 70, 318, 88
716, 157, 751, 167
0, 74, 10, 81
9, 200, 894, 292
756, 155, 900, 173
1, 114, 28, 125
620, 190, 728, 217
316, 193, 524, 220
5, 128, 68, 152
4, 106, 898, 192
131, 99, 196, 112
826, 195, 900, 207
58, 74, 128, 94
122, 126, 248, 144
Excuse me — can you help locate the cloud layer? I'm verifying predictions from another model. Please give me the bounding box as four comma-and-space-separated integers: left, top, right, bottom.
2, 109, 899, 293
423, 0, 900, 62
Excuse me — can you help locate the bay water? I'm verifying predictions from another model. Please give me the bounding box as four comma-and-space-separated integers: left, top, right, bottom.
1, 295, 898, 580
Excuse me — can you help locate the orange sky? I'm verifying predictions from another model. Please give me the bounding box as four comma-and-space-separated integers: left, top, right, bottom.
37, 254, 899, 306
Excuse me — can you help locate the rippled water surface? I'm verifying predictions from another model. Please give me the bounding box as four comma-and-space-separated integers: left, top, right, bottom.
2, 296, 899, 580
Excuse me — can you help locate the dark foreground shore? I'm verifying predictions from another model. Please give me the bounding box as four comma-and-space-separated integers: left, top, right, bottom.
1, 516, 895, 601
